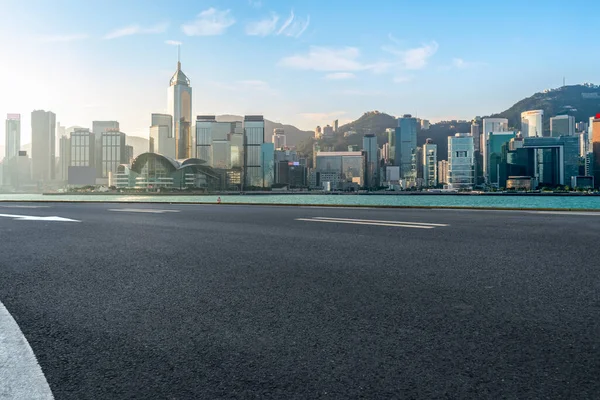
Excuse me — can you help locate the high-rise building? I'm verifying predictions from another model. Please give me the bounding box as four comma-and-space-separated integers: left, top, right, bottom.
386, 128, 396, 164
448, 133, 474, 190
92, 121, 120, 177
149, 113, 175, 158
362, 134, 379, 188
100, 132, 128, 178
272, 128, 286, 149
70, 129, 95, 167
230, 121, 244, 168
58, 135, 70, 182
521, 110, 544, 137
550, 115, 575, 137
420, 119, 431, 130
482, 118, 508, 135
212, 140, 232, 170
195, 116, 232, 166
592, 115, 600, 187
314, 126, 322, 139
486, 131, 517, 186
4, 114, 21, 186
261, 142, 275, 188
244, 115, 265, 188
322, 125, 334, 137
311, 151, 365, 189
422, 138, 437, 187
438, 160, 448, 184
56, 122, 66, 153
168, 57, 192, 159
471, 122, 481, 151
333, 119, 339, 132
395, 114, 417, 179
522, 136, 580, 187
31, 110, 56, 182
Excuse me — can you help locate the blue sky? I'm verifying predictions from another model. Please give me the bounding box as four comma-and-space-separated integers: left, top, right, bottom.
1, 0, 598, 143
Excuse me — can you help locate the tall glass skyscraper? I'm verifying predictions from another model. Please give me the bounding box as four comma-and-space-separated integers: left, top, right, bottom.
168, 58, 192, 159
448, 134, 475, 190
362, 134, 379, 188
521, 110, 544, 137
422, 139, 437, 187
244, 115, 265, 188
395, 114, 417, 179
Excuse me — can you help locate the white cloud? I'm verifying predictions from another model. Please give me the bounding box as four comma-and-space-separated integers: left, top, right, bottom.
276, 10, 310, 38
438, 58, 487, 71
246, 13, 279, 36
324, 72, 356, 80
40, 33, 88, 43
279, 46, 387, 72
165, 40, 182, 46
182, 8, 235, 36
104, 22, 168, 40
382, 41, 439, 70
248, 0, 262, 8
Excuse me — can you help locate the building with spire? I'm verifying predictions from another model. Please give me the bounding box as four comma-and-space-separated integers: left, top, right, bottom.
168, 49, 192, 159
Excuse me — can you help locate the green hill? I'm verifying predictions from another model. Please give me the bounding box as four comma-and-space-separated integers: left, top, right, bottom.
489, 84, 600, 131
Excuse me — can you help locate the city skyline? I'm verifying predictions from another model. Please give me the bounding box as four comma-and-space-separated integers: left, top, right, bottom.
1, 0, 598, 145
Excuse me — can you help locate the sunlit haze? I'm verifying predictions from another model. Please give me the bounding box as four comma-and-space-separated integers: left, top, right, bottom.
1, 0, 597, 143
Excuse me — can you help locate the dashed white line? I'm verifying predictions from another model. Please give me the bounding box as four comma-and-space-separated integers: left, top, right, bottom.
0, 301, 54, 399
312, 217, 449, 227
107, 209, 180, 214
531, 211, 600, 216
0, 205, 50, 209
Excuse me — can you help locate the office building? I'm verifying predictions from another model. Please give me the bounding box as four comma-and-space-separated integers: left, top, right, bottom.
521, 110, 544, 137
149, 113, 175, 158
333, 119, 339, 132
244, 115, 265, 188
592, 115, 600, 187
482, 118, 508, 135
550, 115, 575, 137
438, 160, 448, 184
386, 128, 396, 164
522, 136, 579, 187
230, 122, 244, 168
322, 125, 335, 137
272, 128, 286, 149
195, 116, 232, 166
100, 132, 128, 178
31, 110, 56, 182
395, 114, 417, 179
486, 131, 517, 186
448, 134, 475, 190
471, 122, 481, 152
92, 121, 119, 177
584, 152, 594, 178
58, 135, 70, 182
4, 114, 21, 186
362, 134, 379, 189
168, 57, 192, 159
70, 129, 94, 167
314, 126, 322, 139
580, 132, 588, 157
312, 151, 365, 189
422, 139, 437, 187
261, 143, 275, 188
421, 119, 431, 130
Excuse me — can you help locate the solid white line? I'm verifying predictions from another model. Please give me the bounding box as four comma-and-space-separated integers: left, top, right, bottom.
0, 205, 50, 209
295, 218, 434, 229
107, 209, 180, 214
0, 301, 54, 399
312, 217, 449, 227
299, 206, 376, 210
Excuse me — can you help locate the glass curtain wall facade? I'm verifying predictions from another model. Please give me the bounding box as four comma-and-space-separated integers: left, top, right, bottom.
448, 134, 475, 190
101, 132, 127, 178
521, 110, 544, 138
31, 110, 56, 181
362, 134, 378, 188
423, 140, 437, 187
487, 132, 516, 186
4, 114, 21, 186
395, 115, 417, 179
244, 116, 265, 188
70, 130, 94, 167
168, 61, 192, 159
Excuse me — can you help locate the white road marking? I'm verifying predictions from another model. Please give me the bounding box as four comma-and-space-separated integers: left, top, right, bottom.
299, 206, 376, 210
295, 218, 435, 229
0, 213, 79, 222
108, 209, 180, 214
0, 205, 50, 209
312, 217, 449, 227
0, 301, 54, 399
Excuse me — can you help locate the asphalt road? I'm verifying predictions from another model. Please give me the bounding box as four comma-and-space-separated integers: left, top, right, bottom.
0, 202, 599, 399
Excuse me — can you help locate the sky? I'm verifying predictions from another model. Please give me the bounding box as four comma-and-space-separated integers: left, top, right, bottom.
0, 0, 598, 144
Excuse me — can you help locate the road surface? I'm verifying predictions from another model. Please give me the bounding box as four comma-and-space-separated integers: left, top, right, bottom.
0, 202, 599, 399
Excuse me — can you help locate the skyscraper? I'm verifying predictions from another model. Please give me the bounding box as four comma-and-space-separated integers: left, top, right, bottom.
333, 119, 339, 132
395, 114, 417, 179
244, 115, 265, 188
31, 110, 56, 182
4, 114, 21, 186
448, 133, 474, 190
521, 110, 544, 137
149, 113, 175, 158
168, 55, 192, 159
362, 134, 378, 189
422, 138, 437, 187
92, 121, 119, 177
550, 115, 575, 137
272, 128, 286, 149
482, 118, 508, 135
195, 116, 232, 166
100, 132, 128, 178
592, 115, 600, 188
